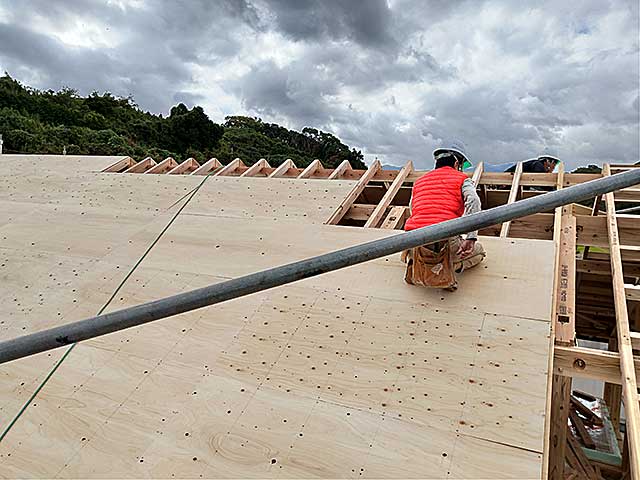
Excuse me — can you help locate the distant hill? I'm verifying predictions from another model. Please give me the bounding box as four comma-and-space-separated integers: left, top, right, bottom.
0, 74, 365, 169
382, 164, 402, 170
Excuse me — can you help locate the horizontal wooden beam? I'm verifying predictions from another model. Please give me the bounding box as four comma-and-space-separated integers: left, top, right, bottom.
342, 204, 375, 222
554, 345, 640, 385
626, 285, 640, 302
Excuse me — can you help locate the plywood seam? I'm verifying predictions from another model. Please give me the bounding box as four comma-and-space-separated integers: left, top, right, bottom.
0, 170, 216, 445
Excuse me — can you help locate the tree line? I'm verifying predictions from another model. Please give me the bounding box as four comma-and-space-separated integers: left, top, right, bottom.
0, 74, 366, 169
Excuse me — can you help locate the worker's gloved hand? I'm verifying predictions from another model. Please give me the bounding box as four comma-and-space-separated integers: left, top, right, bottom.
456, 239, 476, 258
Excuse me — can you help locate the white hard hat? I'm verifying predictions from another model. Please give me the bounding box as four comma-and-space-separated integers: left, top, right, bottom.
433, 139, 472, 169
537, 147, 560, 163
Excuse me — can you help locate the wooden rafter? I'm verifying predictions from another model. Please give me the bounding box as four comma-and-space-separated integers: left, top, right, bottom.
214, 158, 244, 177
269, 159, 295, 178
555, 205, 577, 345
102, 156, 136, 173
364, 161, 413, 228
499, 161, 523, 237
546, 161, 571, 480
297, 159, 324, 179
123, 156, 157, 174
328, 160, 352, 180
470, 161, 484, 187
191, 158, 222, 176
603, 163, 640, 477
146, 157, 178, 174
326, 160, 381, 225
167, 158, 200, 175
240, 158, 270, 177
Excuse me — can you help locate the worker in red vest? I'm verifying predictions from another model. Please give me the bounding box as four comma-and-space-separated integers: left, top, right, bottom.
403, 141, 486, 290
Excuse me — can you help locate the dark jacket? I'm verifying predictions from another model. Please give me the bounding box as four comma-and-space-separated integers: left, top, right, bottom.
505, 159, 547, 173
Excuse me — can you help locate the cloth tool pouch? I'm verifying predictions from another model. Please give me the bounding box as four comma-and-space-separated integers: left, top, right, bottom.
403, 241, 457, 289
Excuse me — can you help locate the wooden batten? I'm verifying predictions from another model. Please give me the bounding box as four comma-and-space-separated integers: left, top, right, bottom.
241, 159, 271, 177
297, 159, 324, 179
499, 162, 523, 237
123, 156, 157, 173
214, 158, 245, 177
167, 158, 201, 175
269, 159, 295, 178
364, 161, 413, 228
146, 157, 178, 174
102, 156, 136, 173
328, 160, 353, 180
191, 158, 222, 175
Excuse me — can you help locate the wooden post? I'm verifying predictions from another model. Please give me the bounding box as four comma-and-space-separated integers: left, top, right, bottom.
555, 206, 576, 345
547, 162, 573, 480
603, 163, 640, 479
549, 375, 572, 479
604, 335, 623, 441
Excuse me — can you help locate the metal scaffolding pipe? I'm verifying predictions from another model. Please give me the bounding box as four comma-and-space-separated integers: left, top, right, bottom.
618, 205, 640, 214
1, 169, 639, 365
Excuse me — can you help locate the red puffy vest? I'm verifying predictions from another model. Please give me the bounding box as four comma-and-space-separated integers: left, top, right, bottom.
404, 166, 467, 231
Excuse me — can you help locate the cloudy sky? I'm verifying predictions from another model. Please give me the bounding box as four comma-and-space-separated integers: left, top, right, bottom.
0, 0, 638, 169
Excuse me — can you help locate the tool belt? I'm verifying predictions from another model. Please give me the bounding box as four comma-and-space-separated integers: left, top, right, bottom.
402, 241, 457, 289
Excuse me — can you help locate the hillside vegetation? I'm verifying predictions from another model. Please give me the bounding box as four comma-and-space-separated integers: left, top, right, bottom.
0, 74, 365, 169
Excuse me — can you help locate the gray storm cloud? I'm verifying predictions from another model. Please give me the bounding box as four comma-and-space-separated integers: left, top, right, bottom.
0, 0, 637, 169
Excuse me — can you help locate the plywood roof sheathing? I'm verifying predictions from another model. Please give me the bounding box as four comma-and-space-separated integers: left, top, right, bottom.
191, 157, 222, 175
269, 158, 295, 178
214, 157, 244, 176
123, 156, 157, 173
240, 158, 271, 177
101, 156, 136, 173
364, 161, 413, 228
328, 160, 353, 179
167, 157, 200, 175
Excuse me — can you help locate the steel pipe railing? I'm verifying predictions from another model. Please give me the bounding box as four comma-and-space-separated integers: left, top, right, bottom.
1, 168, 639, 364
